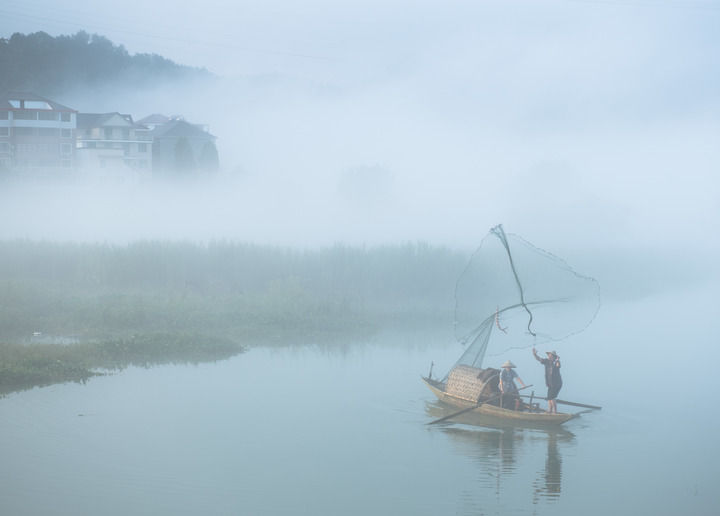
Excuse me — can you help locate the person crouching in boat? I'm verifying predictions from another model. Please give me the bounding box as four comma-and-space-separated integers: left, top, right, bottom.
533, 348, 562, 414
499, 360, 526, 410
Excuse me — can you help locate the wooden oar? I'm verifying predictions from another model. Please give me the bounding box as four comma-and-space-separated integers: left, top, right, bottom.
427, 384, 533, 425
519, 394, 602, 410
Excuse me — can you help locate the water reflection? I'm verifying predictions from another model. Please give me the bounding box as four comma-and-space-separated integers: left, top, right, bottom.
532, 431, 563, 502
426, 401, 575, 507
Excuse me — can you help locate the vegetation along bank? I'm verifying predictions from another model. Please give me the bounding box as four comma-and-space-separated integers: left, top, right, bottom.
0, 240, 465, 395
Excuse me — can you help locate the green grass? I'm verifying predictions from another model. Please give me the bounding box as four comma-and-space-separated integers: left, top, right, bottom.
0, 333, 243, 395
0, 240, 465, 395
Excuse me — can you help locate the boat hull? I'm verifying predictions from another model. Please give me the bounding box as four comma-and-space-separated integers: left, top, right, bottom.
423, 377, 574, 425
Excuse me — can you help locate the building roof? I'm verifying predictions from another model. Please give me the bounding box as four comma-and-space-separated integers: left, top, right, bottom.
136, 113, 170, 126
150, 119, 216, 140
0, 91, 76, 112
77, 112, 147, 130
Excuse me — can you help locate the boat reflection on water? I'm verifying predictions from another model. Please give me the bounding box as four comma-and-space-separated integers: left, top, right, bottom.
533, 430, 563, 501
426, 400, 575, 505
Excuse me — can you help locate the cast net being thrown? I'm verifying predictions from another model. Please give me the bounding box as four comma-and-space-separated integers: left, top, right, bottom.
448, 225, 600, 376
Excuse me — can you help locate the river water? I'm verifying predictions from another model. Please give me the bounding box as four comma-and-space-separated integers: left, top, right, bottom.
1, 290, 718, 516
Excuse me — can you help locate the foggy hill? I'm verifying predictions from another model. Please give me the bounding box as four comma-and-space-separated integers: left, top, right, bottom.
0, 31, 211, 96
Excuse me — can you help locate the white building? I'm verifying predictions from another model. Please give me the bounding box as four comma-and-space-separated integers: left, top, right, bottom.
0, 91, 77, 175
76, 112, 152, 175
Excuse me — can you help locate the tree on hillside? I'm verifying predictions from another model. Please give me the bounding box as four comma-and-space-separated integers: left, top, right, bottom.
174, 138, 196, 174
199, 142, 220, 172
0, 31, 210, 96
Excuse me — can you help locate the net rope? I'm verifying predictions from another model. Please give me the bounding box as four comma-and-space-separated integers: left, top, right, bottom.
444, 225, 600, 379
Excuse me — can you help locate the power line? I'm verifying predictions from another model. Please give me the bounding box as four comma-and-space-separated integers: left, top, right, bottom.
562, 0, 720, 10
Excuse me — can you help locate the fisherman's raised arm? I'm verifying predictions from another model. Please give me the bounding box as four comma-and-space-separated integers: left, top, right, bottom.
532, 347, 543, 362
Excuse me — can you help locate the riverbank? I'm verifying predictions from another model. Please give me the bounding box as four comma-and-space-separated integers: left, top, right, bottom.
0, 333, 245, 396
0, 240, 463, 395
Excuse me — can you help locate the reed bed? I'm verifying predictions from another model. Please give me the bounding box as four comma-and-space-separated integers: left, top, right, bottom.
0, 240, 465, 394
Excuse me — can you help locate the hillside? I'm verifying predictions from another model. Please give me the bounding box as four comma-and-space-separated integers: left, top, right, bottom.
0, 31, 211, 96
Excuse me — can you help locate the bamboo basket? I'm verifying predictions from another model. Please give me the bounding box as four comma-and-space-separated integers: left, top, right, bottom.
445, 365, 499, 402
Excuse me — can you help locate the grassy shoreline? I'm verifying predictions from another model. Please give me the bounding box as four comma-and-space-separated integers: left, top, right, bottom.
0, 314, 448, 396
0, 240, 464, 396
0, 333, 245, 396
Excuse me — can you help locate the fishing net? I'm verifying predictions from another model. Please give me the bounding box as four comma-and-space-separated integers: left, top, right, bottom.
447, 225, 600, 376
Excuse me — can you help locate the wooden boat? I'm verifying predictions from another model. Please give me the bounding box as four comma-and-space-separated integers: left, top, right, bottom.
422, 375, 575, 425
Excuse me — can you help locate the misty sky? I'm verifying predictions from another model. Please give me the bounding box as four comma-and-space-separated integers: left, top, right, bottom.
1, 0, 718, 259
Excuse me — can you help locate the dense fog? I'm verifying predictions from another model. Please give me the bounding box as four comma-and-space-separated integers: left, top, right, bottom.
2, 3, 720, 515
2, 1, 718, 257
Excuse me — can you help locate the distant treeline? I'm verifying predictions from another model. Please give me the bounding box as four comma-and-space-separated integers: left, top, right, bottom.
0, 240, 465, 344
0, 31, 210, 96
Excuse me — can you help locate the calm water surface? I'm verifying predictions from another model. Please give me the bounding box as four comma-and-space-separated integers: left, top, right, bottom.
1, 308, 718, 515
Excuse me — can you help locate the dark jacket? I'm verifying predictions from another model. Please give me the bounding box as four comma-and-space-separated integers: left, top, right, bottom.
534, 353, 562, 388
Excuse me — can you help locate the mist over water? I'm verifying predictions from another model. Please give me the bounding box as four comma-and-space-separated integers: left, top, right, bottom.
1, 308, 718, 516
1, 107, 717, 252
2, 1, 720, 515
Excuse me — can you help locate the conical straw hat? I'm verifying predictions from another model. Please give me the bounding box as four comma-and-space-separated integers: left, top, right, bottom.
501, 360, 516, 368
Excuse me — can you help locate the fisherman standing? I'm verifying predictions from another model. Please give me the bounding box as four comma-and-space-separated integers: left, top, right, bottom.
533, 348, 562, 414
498, 360, 526, 410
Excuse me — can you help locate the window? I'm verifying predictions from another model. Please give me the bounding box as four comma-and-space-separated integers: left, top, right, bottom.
61, 129, 72, 138
0, 111, 8, 120
60, 112, 71, 122
104, 128, 113, 139
39, 128, 59, 137
25, 101, 51, 110
0, 128, 8, 136
14, 111, 38, 120
138, 143, 147, 153
0, 142, 9, 153
121, 128, 129, 139
16, 143, 57, 155
14, 127, 35, 136
38, 111, 59, 121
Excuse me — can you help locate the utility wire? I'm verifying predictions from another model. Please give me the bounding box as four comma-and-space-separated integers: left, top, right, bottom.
563, 0, 720, 11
